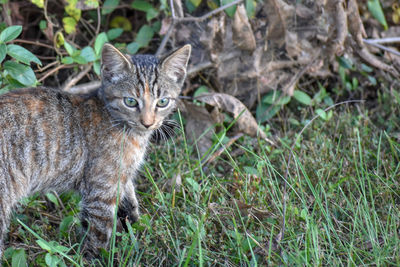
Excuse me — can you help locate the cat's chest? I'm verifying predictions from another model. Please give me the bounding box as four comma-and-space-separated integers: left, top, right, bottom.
113, 133, 149, 172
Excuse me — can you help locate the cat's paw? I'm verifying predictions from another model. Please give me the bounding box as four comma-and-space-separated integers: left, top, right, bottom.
118, 205, 139, 223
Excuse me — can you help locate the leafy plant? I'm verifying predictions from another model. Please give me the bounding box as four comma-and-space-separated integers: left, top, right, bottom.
0, 25, 41, 92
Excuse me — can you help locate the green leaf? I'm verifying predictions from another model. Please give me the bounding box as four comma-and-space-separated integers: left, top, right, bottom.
80, 46, 96, 62
107, 28, 123, 40
72, 55, 87, 64
0, 25, 22, 43
293, 90, 312, 105
63, 41, 75, 56
368, 75, 377, 85
102, 0, 119, 14
110, 16, 132, 31
3, 77, 26, 90
367, 0, 388, 30
135, 25, 154, 48
193, 85, 209, 98
127, 42, 140, 54
45, 253, 61, 267
31, 0, 44, 8
11, 249, 27, 267
315, 108, 327, 120
151, 21, 161, 33
185, 0, 197, 12
39, 20, 47, 30
94, 32, 108, 56
337, 56, 353, 69
93, 60, 101, 75
221, 0, 237, 17
245, 0, 256, 18
3, 61, 37, 86
189, 0, 201, 8
65, 0, 81, 21
62, 17, 77, 34
36, 239, 52, 252
45, 192, 59, 207
6, 44, 42, 65
59, 216, 75, 237
361, 63, 373, 73
0, 43, 6, 63
256, 103, 281, 123
84, 0, 99, 8
146, 7, 159, 21
326, 110, 333, 120
262, 91, 290, 105
61, 56, 74, 64
131, 0, 153, 11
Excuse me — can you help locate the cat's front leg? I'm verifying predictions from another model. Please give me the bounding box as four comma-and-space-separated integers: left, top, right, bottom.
79, 191, 117, 256
118, 178, 140, 223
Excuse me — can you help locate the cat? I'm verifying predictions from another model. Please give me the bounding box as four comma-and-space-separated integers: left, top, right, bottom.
0, 43, 191, 259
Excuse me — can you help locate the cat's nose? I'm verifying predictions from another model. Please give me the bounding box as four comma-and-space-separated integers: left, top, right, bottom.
141, 120, 154, 128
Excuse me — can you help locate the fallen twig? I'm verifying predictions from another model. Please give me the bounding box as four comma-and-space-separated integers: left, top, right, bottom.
363, 39, 400, 57
69, 81, 101, 95
332, 0, 347, 55
62, 63, 93, 92
202, 133, 244, 166
363, 37, 400, 44
156, 0, 243, 56
36, 60, 58, 73
13, 39, 54, 50
38, 64, 71, 83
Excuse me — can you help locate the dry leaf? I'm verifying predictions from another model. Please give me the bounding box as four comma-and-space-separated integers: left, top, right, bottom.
232, 4, 256, 51
195, 93, 270, 141
264, 0, 294, 45
159, 17, 172, 35
182, 102, 218, 155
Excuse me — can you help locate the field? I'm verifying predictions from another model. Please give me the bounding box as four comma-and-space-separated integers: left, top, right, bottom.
1, 84, 399, 266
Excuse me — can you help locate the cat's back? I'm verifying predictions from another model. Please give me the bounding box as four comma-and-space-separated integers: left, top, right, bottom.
0, 88, 88, 196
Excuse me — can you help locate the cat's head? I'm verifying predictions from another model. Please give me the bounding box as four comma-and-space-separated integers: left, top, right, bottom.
99, 43, 191, 134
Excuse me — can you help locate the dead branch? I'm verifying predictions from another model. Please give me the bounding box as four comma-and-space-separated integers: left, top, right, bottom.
333, 0, 347, 55
36, 60, 58, 73
13, 39, 54, 50
156, 0, 243, 56
202, 133, 244, 166
62, 63, 93, 92
38, 64, 71, 83
69, 81, 101, 95
356, 44, 399, 76
364, 37, 400, 44
363, 40, 400, 57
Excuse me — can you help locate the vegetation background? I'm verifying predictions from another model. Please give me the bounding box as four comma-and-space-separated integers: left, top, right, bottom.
1, 0, 400, 266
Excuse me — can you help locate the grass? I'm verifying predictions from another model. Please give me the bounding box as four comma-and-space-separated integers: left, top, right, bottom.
2, 88, 400, 266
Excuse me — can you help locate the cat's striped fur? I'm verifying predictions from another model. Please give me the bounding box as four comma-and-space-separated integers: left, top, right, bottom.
0, 43, 191, 258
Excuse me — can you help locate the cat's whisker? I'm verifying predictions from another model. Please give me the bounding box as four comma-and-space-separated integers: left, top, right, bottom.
164, 119, 181, 129
159, 124, 177, 156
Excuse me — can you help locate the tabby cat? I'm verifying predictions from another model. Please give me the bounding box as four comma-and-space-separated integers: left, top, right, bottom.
0, 43, 191, 258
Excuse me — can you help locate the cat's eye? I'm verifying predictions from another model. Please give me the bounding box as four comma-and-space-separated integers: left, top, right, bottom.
124, 97, 138, 108
157, 98, 170, 107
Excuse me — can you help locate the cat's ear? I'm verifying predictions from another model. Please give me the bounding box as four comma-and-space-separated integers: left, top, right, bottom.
101, 43, 132, 83
160, 44, 191, 85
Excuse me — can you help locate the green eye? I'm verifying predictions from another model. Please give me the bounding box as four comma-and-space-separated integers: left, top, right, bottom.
157, 98, 170, 107
124, 97, 138, 107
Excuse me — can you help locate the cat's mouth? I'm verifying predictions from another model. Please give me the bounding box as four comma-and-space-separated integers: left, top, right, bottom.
126, 121, 161, 132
